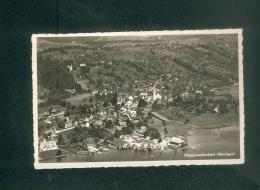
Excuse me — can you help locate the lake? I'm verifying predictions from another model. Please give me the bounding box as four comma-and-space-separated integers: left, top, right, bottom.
41, 121, 240, 163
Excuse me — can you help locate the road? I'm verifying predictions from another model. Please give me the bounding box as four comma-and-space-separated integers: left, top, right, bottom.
151, 112, 170, 121
151, 112, 200, 128
55, 126, 76, 134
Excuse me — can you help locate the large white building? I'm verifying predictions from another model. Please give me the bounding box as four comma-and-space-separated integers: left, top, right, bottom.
39, 139, 58, 152
153, 85, 162, 101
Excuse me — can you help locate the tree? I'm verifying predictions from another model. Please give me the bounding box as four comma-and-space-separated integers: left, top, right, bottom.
82, 66, 90, 73
152, 100, 162, 111
121, 126, 134, 135
95, 93, 102, 101
57, 118, 65, 129
164, 127, 168, 135
96, 78, 104, 90
114, 130, 121, 138
111, 91, 118, 110
103, 101, 108, 107
126, 119, 134, 128
57, 134, 64, 145
105, 120, 113, 128
97, 70, 102, 75
89, 96, 94, 103
218, 101, 228, 114
56, 149, 62, 157
150, 128, 161, 139
144, 127, 161, 139
37, 56, 81, 90
184, 118, 190, 124
79, 104, 91, 115
164, 84, 171, 90
138, 98, 148, 108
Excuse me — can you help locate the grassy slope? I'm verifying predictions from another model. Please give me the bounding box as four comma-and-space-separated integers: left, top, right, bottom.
37, 34, 238, 91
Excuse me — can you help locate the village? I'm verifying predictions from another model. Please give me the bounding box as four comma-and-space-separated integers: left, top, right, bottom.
38, 69, 238, 161
38, 85, 186, 160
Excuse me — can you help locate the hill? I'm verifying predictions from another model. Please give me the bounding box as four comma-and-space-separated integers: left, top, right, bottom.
37, 34, 238, 93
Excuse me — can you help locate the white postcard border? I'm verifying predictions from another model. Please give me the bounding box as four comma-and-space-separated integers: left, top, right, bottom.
32, 29, 245, 169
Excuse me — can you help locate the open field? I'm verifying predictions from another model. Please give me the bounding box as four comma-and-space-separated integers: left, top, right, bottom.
157, 109, 239, 128
64, 93, 93, 106
151, 117, 192, 136
215, 84, 239, 99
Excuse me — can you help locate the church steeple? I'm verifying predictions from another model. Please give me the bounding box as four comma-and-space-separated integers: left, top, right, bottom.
153, 84, 157, 101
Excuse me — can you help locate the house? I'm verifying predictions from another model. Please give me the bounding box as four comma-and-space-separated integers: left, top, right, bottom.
65, 89, 76, 94
209, 89, 217, 94
87, 145, 99, 153
132, 119, 139, 124
168, 136, 185, 145
195, 90, 202, 95
117, 96, 123, 105
181, 92, 190, 101
102, 89, 108, 96
44, 119, 52, 124
140, 126, 147, 133
214, 105, 220, 113
106, 117, 114, 122
140, 92, 148, 99
84, 137, 95, 145
50, 108, 58, 114
83, 122, 90, 128
115, 125, 123, 131
113, 138, 124, 146
43, 111, 50, 116
98, 111, 106, 117
67, 65, 73, 72
65, 121, 73, 129
126, 99, 133, 109
119, 121, 127, 128
44, 129, 54, 136
153, 87, 162, 101
153, 93, 162, 101
39, 139, 58, 152
80, 63, 86, 67
131, 103, 138, 109
50, 132, 58, 139
92, 90, 98, 95
93, 120, 102, 127
129, 110, 137, 118
128, 96, 134, 101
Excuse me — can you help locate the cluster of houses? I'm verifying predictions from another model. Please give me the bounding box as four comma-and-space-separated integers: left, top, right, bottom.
38, 70, 236, 154
115, 134, 187, 152
75, 131, 188, 154
38, 82, 164, 153
39, 139, 58, 152
37, 76, 193, 151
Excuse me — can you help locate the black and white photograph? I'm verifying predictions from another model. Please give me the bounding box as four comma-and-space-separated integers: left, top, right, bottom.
32, 29, 244, 169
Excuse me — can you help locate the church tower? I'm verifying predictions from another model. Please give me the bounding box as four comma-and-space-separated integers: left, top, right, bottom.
153, 84, 156, 101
